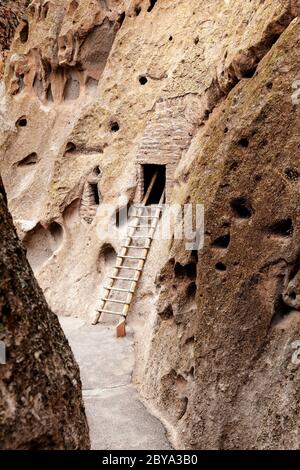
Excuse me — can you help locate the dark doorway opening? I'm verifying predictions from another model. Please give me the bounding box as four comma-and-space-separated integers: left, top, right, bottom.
143, 164, 166, 205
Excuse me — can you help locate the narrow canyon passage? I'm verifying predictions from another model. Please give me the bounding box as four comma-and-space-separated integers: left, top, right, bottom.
59, 317, 171, 450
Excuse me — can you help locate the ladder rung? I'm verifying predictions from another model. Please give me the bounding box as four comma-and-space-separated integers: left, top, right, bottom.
134, 205, 162, 209
116, 265, 143, 271
135, 215, 160, 219
106, 286, 134, 293
123, 244, 149, 249
130, 235, 153, 239
110, 276, 137, 281
129, 225, 152, 228
118, 255, 146, 260
98, 309, 124, 316
101, 298, 130, 305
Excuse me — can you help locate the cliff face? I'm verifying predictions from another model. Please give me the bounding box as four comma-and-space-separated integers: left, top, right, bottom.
0, 177, 90, 449
1, 0, 300, 450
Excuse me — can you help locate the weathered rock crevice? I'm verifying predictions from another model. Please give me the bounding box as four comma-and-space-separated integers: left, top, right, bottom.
0, 177, 90, 449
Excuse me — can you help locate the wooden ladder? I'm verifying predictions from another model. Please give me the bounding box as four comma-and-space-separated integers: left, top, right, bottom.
92, 172, 165, 337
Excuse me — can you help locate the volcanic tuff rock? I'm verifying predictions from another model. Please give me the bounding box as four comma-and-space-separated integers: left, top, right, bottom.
1, 0, 300, 450
0, 176, 90, 449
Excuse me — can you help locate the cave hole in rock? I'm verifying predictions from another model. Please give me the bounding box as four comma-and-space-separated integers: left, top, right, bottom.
285, 167, 299, 181
237, 137, 249, 147
174, 261, 197, 280
20, 21, 29, 43
97, 243, 117, 273
212, 233, 231, 249
49, 221, 63, 247
118, 12, 126, 27
16, 116, 27, 127
18, 74, 25, 93
268, 218, 293, 238
243, 65, 257, 79
186, 282, 197, 298
147, 0, 157, 12
135, 6, 142, 16
271, 294, 293, 327
90, 183, 100, 206
86, 77, 99, 95
110, 121, 120, 132
169, 35, 173, 41
143, 164, 166, 205
230, 197, 252, 219
159, 304, 174, 320
66, 142, 76, 153
64, 76, 80, 100
139, 75, 148, 85
42, 2, 50, 19
16, 152, 38, 166
92, 165, 101, 177
215, 262, 227, 272
178, 397, 188, 419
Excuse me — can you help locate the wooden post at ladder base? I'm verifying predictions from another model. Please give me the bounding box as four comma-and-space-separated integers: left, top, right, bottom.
116, 317, 126, 337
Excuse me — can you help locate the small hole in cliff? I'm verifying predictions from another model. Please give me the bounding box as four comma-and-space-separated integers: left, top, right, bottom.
97, 244, 117, 272
90, 183, 100, 205
66, 142, 76, 153
147, 0, 157, 12
271, 294, 293, 327
230, 197, 252, 219
159, 304, 174, 321
42, 2, 50, 19
290, 291, 297, 301
186, 282, 196, 298
20, 21, 29, 43
268, 218, 293, 238
64, 76, 80, 100
135, 6, 141, 16
243, 66, 257, 79
285, 167, 299, 181
46, 84, 54, 102
237, 137, 249, 148
16, 116, 27, 127
254, 174, 262, 182
269, 33, 281, 46
224, 127, 228, 134
212, 234, 230, 249
100, 243, 117, 265
169, 35, 173, 41
16, 153, 38, 167
49, 222, 63, 246
93, 166, 101, 176
215, 262, 227, 272
110, 121, 120, 132
174, 262, 196, 280
194, 36, 199, 45
118, 12, 126, 27
178, 397, 188, 420
266, 82, 273, 90
139, 76, 148, 85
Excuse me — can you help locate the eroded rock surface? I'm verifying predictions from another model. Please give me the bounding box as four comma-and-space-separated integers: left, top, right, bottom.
0, 177, 90, 449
